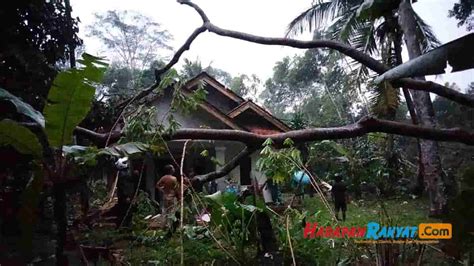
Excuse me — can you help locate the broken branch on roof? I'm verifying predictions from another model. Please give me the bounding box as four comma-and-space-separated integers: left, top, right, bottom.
73, 116, 474, 147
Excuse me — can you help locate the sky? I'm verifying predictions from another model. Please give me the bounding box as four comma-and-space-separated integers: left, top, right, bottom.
72, 0, 473, 91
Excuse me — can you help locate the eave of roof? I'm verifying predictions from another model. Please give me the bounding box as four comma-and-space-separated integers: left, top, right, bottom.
185, 72, 245, 104
180, 86, 244, 130
227, 100, 291, 132
147, 72, 290, 133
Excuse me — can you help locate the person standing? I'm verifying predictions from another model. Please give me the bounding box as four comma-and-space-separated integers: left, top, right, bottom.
331, 174, 348, 221
156, 165, 179, 215
115, 157, 136, 227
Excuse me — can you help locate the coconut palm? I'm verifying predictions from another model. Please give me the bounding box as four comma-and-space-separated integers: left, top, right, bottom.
286, 0, 439, 117
289, 0, 453, 216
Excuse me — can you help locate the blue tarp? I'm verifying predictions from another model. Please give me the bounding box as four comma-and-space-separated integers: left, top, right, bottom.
292, 171, 311, 185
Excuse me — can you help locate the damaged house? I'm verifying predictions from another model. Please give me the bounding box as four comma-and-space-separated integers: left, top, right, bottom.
142, 72, 291, 202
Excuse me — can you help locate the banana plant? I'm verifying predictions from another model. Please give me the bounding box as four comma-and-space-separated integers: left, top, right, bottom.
0, 54, 209, 259
0, 53, 107, 257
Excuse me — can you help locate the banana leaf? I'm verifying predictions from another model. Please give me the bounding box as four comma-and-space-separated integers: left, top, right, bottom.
44, 53, 107, 147
0, 119, 42, 158
0, 88, 45, 127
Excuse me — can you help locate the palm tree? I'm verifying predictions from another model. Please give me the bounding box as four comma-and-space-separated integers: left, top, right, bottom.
287, 0, 447, 214
287, 0, 439, 117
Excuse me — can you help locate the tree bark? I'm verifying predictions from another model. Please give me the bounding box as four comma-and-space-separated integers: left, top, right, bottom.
392, 23, 425, 195
64, 0, 76, 68
398, 0, 447, 215
53, 183, 68, 265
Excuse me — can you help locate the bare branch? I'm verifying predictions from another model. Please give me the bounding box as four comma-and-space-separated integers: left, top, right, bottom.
177, 0, 209, 23
119, 0, 474, 108
176, 0, 474, 107
73, 127, 121, 147
396, 79, 474, 107
117, 81, 160, 110
154, 26, 207, 79
193, 146, 255, 184
73, 116, 474, 147
167, 116, 474, 145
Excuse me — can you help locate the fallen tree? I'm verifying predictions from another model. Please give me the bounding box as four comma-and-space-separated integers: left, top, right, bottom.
74, 116, 474, 147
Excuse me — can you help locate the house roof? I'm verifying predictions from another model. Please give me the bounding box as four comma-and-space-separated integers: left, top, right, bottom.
185, 72, 245, 104
150, 72, 290, 134
179, 86, 244, 130
227, 100, 292, 132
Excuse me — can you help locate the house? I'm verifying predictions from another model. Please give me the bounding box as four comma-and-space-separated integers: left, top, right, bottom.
148, 72, 291, 201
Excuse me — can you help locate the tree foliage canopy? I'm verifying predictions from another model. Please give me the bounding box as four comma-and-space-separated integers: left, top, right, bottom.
0, 0, 82, 110
87, 10, 172, 70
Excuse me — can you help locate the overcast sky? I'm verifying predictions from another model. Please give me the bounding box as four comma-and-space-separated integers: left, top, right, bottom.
72, 0, 473, 90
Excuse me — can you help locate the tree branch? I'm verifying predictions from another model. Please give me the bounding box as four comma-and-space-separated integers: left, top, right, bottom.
154, 26, 207, 79
177, 0, 209, 23
395, 79, 474, 107
118, 0, 474, 108
116, 81, 160, 110
193, 146, 254, 184
166, 116, 474, 145
175, 0, 474, 107
73, 126, 122, 147
73, 116, 474, 147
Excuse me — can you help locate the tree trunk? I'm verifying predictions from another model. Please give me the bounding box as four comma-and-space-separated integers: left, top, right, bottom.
402, 88, 425, 195
392, 25, 425, 196
398, 0, 447, 216
64, 0, 76, 68
53, 183, 68, 265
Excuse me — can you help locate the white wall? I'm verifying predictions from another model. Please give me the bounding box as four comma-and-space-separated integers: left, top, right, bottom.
151, 93, 229, 130
150, 94, 272, 202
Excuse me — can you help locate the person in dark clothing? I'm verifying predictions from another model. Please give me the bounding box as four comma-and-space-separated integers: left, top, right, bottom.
331, 174, 347, 221
116, 157, 136, 227
266, 179, 282, 205
207, 180, 218, 194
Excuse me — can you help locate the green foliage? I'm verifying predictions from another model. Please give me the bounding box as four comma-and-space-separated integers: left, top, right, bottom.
180, 58, 233, 85
433, 83, 474, 182
449, 0, 474, 30
203, 191, 264, 260
170, 82, 208, 115
309, 136, 413, 197
87, 10, 171, 70
275, 197, 438, 265
276, 209, 341, 265
121, 105, 158, 142
125, 236, 229, 265
289, 111, 309, 130
261, 49, 358, 126
62, 145, 99, 167
98, 60, 165, 104
446, 165, 474, 254
0, 0, 82, 110
100, 142, 151, 158
356, 0, 401, 20
0, 88, 45, 127
261, 49, 325, 118
132, 191, 158, 230
257, 138, 302, 184
44, 53, 108, 147
0, 120, 42, 158
229, 74, 261, 99
369, 82, 400, 118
